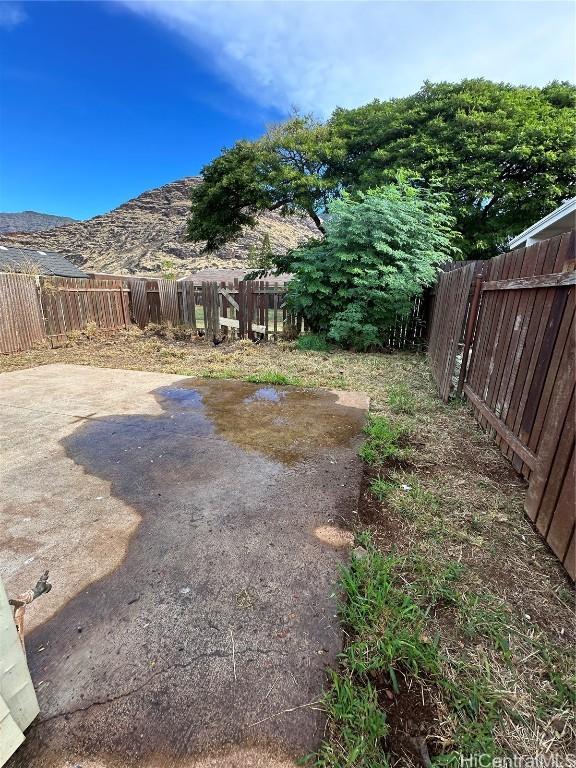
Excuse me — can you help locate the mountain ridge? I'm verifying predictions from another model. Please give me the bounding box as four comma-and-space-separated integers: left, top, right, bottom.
0, 211, 77, 233
1, 177, 318, 275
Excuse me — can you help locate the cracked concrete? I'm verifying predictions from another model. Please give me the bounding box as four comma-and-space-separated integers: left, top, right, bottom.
0, 364, 368, 767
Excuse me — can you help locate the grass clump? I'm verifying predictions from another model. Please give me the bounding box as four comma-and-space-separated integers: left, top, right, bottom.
387, 384, 416, 415
340, 545, 440, 685
371, 473, 442, 522
359, 416, 410, 465
312, 672, 389, 768
244, 370, 302, 386
296, 334, 331, 352
202, 368, 240, 380
369, 476, 396, 501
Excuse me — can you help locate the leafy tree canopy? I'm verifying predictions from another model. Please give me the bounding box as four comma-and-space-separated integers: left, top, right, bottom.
329, 79, 576, 257
271, 183, 460, 350
187, 114, 341, 250
188, 79, 575, 258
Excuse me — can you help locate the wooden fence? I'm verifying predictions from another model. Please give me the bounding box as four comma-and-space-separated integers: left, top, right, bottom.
427, 260, 487, 401
0, 273, 46, 354
0, 273, 130, 352
127, 278, 297, 340
428, 232, 576, 577
40, 277, 130, 341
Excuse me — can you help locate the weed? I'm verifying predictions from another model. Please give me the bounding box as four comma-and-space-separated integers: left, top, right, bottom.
369, 476, 396, 501
296, 334, 331, 352
387, 384, 416, 415
245, 370, 302, 386
458, 593, 511, 658
359, 416, 410, 465
83, 321, 99, 339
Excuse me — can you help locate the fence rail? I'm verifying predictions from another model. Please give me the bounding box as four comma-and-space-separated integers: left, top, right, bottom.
428, 231, 576, 577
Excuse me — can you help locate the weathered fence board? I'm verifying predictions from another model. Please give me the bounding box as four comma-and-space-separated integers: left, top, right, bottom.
127, 278, 148, 329
429, 232, 575, 577
427, 261, 486, 401
0, 273, 45, 353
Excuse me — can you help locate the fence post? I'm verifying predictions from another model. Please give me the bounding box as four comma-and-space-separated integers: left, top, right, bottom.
456, 275, 484, 396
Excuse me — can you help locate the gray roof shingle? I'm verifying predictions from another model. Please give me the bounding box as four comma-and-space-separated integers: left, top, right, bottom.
0, 245, 88, 278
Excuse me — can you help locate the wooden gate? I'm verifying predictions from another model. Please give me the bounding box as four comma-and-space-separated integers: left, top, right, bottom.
200, 280, 292, 340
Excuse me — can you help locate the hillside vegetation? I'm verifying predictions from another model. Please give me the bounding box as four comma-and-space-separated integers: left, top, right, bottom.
2, 177, 317, 275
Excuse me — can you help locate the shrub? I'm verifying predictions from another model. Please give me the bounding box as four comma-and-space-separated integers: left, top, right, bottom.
281, 182, 459, 349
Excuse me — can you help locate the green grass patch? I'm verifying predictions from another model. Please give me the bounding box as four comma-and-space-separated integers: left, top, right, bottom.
369, 472, 443, 521
387, 384, 416, 415
244, 370, 303, 386
340, 547, 440, 683
202, 368, 240, 379
369, 476, 396, 501
296, 334, 331, 352
310, 539, 541, 766
359, 416, 411, 465
311, 672, 389, 768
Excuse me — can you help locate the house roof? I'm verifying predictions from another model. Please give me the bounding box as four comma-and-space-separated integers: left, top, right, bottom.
0, 245, 88, 278
509, 198, 576, 249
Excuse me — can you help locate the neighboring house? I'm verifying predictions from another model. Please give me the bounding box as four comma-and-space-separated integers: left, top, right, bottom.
0, 245, 88, 278
177, 268, 292, 285
509, 198, 576, 249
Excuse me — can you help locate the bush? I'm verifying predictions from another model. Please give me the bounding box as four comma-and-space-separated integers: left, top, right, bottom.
282, 182, 459, 350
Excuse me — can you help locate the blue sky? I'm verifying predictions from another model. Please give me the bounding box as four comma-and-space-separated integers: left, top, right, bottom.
0, 1, 574, 220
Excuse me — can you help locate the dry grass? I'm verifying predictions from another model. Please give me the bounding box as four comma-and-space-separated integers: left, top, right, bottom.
1, 328, 574, 762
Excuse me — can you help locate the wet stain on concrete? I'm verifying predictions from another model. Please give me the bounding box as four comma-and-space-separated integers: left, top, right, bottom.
9, 379, 367, 768
154, 379, 365, 465
313, 525, 355, 549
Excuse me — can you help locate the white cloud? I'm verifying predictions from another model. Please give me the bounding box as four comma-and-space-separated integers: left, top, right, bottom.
122, 1, 576, 118
0, 2, 26, 29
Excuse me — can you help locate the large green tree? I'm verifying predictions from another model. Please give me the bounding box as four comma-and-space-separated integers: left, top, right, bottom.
329, 79, 576, 257
187, 114, 340, 250
188, 80, 576, 258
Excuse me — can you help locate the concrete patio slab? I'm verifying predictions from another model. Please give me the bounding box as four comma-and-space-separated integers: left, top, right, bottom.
0, 364, 369, 768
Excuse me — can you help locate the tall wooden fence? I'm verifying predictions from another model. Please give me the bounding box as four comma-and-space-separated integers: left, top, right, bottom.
428, 232, 576, 577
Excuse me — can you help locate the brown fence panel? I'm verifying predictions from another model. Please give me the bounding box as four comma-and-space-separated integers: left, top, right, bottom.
427, 261, 486, 401
40, 277, 129, 338
157, 279, 180, 325
461, 231, 575, 576
0, 272, 46, 353
127, 278, 149, 329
